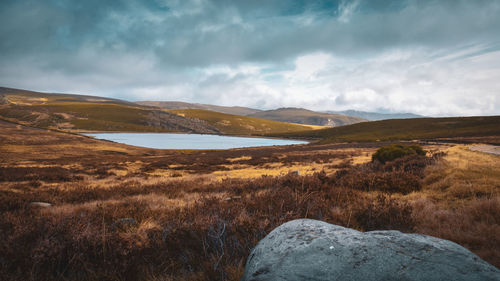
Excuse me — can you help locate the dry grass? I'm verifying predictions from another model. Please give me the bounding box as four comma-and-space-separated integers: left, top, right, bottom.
0, 120, 499, 280
166, 108, 319, 135
413, 197, 500, 267
408, 144, 500, 267
276, 115, 500, 142
422, 145, 500, 202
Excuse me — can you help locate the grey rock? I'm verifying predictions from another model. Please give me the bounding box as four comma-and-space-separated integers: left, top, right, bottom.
29, 202, 52, 208
242, 219, 500, 281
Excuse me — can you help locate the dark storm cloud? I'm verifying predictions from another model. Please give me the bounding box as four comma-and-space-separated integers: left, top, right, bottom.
2, 0, 499, 68
1, 0, 499, 115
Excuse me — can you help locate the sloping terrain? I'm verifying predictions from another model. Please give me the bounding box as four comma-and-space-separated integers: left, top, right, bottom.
0, 87, 134, 106
167, 109, 322, 135
137, 101, 262, 116
327, 109, 424, 121
0, 87, 320, 136
275, 116, 500, 143
1, 120, 499, 279
248, 107, 366, 126
0, 87, 220, 133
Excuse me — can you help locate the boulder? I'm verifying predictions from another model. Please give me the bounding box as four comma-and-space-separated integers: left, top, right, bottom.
242, 219, 500, 281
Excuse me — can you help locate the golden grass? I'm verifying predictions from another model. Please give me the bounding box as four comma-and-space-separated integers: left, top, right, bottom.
4, 95, 49, 105
44, 192, 214, 216
421, 145, 500, 203
289, 123, 326, 130
2, 119, 499, 279
213, 165, 289, 179
212, 162, 331, 180
210, 148, 375, 180
227, 156, 252, 162
167, 108, 317, 135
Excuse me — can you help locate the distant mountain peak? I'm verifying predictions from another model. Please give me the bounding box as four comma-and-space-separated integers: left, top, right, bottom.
326, 109, 424, 121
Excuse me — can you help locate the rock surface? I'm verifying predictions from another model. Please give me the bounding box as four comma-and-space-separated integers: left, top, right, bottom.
242, 219, 500, 281
29, 202, 52, 208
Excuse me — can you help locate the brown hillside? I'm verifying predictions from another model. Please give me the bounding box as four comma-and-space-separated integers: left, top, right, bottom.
249, 107, 366, 126
137, 101, 261, 116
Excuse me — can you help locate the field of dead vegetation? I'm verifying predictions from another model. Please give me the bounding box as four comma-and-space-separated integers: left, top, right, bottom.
0, 120, 499, 281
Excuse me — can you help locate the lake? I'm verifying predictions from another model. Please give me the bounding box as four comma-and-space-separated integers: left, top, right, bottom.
84, 133, 308, 149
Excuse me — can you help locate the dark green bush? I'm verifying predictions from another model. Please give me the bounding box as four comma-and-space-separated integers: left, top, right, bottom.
372, 144, 426, 164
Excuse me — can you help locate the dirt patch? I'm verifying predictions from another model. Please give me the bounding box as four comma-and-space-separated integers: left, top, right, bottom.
470, 144, 500, 156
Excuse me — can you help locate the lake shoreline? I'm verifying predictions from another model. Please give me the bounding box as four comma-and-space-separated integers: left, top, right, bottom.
84, 132, 310, 150
74, 130, 316, 141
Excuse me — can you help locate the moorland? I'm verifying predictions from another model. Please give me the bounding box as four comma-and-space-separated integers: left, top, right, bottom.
0, 87, 318, 134
0, 87, 499, 280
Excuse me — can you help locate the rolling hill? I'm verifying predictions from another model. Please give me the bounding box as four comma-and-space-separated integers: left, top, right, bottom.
0, 87, 320, 136
137, 101, 261, 116
0, 87, 135, 106
248, 108, 366, 127
273, 116, 500, 143
0, 87, 225, 133
166, 109, 323, 135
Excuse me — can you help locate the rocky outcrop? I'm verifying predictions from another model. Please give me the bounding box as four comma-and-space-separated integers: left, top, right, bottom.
146, 110, 220, 134
242, 219, 500, 281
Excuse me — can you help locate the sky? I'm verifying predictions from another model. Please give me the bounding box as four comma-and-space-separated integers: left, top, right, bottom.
1, 0, 500, 116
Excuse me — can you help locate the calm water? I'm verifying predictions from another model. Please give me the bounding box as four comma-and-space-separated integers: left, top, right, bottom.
84, 133, 308, 149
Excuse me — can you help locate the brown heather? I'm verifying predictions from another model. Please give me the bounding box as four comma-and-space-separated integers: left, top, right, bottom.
0, 120, 499, 280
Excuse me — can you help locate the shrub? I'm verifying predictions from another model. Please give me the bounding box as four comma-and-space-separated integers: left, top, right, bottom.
353, 195, 415, 232
0, 167, 81, 182
336, 153, 433, 194
372, 144, 426, 164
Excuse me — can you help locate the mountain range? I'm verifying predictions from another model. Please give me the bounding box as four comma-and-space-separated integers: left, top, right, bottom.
327, 110, 424, 121
0, 87, 430, 136
138, 100, 424, 124
248, 108, 365, 126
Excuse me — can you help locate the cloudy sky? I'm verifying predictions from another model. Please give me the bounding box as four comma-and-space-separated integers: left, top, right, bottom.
1, 0, 500, 116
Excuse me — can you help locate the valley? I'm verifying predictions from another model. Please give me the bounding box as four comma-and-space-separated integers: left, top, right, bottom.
2, 1, 500, 280
0, 114, 499, 280
0, 87, 499, 280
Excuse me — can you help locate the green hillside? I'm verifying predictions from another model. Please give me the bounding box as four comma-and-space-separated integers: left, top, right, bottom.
273, 116, 500, 143
248, 107, 366, 126
0, 87, 133, 105
167, 109, 322, 135
0, 88, 220, 133
0, 87, 320, 136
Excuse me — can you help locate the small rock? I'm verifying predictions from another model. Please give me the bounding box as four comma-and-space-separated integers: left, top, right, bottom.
224, 196, 242, 202
29, 202, 52, 208
242, 219, 500, 281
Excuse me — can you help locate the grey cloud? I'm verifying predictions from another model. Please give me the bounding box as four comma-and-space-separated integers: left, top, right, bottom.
3, 0, 500, 68
1, 0, 500, 116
